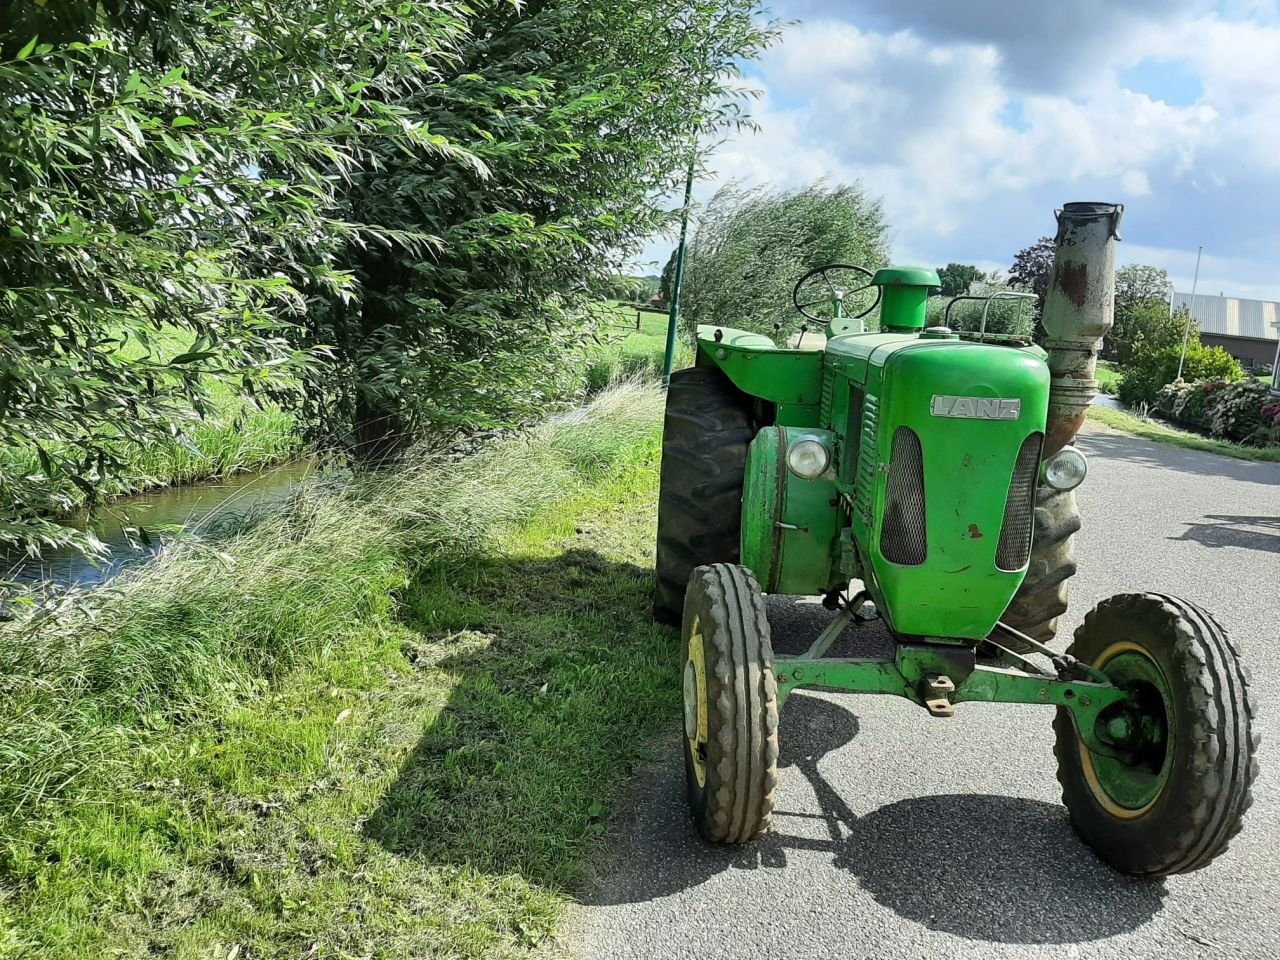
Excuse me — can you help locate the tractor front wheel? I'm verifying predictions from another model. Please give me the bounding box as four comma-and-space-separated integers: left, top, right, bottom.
1054, 592, 1259, 875
682, 564, 779, 844
653, 368, 753, 626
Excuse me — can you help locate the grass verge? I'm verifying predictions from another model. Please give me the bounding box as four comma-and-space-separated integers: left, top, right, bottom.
584, 306, 692, 390
0, 382, 677, 959
1086, 404, 1280, 462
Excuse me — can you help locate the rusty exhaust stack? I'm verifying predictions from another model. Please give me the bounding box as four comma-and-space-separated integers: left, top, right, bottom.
1041, 201, 1124, 456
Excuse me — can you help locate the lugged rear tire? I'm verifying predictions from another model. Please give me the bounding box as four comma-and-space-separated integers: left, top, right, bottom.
653, 368, 753, 626
1000, 484, 1081, 649
1053, 592, 1259, 875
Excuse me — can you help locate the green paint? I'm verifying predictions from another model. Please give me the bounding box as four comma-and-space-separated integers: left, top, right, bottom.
694, 264, 1053, 639
741, 426, 841, 593
872, 266, 939, 332
854, 340, 1050, 638
775, 649, 1132, 756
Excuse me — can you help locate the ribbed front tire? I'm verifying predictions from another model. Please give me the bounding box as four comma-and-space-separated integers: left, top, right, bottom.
1054, 593, 1259, 875
681, 564, 778, 844
653, 368, 753, 626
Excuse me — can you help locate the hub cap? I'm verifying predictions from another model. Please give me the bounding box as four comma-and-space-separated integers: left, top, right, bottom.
1078, 641, 1173, 818
684, 616, 709, 788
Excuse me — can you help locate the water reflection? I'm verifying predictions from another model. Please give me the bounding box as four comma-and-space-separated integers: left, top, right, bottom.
4, 461, 313, 590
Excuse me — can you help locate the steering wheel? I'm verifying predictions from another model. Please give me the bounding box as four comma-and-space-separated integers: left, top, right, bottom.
791, 263, 881, 324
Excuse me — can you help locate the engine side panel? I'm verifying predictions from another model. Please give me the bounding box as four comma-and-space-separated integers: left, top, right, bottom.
741, 426, 841, 594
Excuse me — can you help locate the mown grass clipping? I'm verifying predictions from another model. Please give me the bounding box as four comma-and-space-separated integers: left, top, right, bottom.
0, 381, 679, 960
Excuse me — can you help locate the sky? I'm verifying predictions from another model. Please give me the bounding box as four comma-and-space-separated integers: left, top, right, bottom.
638, 0, 1280, 303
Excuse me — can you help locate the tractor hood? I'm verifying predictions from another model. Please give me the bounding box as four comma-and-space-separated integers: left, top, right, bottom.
845, 338, 1051, 639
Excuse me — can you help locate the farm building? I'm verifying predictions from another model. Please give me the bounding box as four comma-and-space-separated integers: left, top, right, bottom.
1171, 291, 1280, 370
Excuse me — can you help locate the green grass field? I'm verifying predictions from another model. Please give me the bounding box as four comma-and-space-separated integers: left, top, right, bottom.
1095, 360, 1122, 394
0, 384, 675, 959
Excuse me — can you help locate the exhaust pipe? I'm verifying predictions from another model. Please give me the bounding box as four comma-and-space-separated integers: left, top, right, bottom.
1041, 201, 1124, 456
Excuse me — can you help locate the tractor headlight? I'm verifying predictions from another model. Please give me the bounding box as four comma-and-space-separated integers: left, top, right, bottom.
1043, 447, 1088, 491
787, 438, 830, 479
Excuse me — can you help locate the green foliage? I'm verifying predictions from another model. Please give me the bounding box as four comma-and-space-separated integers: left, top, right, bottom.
1008, 236, 1055, 320
0, 1, 482, 552
936, 263, 986, 297
0, 384, 673, 957
660, 247, 680, 303
1153, 377, 1277, 445
680, 180, 890, 337
303, 2, 777, 458
1, 0, 775, 553
0, 383, 662, 820
1108, 265, 1172, 363
925, 290, 1036, 337
1118, 334, 1244, 407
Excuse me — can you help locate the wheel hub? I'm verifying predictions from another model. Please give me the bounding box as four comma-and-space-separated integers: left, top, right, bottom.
683, 661, 698, 740
684, 617, 709, 788
1079, 643, 1172, 818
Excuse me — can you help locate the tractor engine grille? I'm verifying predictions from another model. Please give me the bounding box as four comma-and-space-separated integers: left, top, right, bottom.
880, 427, 927, 566
995, 432, 1044, 571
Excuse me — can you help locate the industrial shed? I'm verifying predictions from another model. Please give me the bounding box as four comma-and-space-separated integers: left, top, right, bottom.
1171, 291, 1280, 370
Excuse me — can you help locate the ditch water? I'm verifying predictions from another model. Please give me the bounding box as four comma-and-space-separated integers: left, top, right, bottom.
4, 460, 314, 592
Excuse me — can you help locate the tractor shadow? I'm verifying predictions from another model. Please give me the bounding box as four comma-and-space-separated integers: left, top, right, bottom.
586, 692, 1167, 944
361, 545, 682, 893
361, 543, 1166, 945
1171, 514, 1280, 554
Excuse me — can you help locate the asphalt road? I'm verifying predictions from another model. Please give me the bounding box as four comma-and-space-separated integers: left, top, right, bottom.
571, 425, 1280, 960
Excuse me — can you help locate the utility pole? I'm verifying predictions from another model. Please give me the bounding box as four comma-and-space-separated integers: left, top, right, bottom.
1175, 245, 1203, 381
662, 152, 697, 388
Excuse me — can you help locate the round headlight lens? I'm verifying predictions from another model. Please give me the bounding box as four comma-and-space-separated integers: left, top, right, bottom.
787, 439, 830, 479
1044, 447, 1088, 491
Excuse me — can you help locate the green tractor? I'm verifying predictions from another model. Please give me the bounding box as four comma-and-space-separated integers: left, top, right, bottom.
654, 202, 1258, 876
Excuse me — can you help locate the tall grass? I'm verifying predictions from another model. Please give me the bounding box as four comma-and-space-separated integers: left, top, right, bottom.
0, 382, 665, 828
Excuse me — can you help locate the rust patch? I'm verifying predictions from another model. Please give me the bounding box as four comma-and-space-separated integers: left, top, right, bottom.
967, 524, 984, 539
1055, 261, 1089, 309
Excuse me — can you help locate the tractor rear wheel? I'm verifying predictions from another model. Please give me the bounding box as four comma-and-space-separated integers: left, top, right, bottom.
999, 484, 1081, 650
1053, 593, 1258, 875
682, 563, 779, 844
653, 368, 753, 626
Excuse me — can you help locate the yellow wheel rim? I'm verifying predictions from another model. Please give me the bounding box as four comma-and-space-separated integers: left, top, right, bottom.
684, 616, 709, 788
1077, 640, 1171, 820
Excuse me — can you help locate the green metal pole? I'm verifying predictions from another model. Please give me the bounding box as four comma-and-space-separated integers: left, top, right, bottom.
662, 154, 697, 387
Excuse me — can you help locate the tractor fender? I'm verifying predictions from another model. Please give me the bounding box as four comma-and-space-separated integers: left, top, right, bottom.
696, 324, 824, 409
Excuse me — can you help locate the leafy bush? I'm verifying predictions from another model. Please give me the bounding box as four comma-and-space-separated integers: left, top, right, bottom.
1117, 340, 1243, 407
1209, 379, 1273, 442
1260, 400, 1280, 446
1154, 378, 1277, 445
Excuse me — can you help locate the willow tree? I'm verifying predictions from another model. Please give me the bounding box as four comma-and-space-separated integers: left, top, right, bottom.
307, 1, 778, 458
680, 180, 891, 338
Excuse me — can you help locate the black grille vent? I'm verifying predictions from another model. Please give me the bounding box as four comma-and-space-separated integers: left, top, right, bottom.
996, 433, 1044, 571
880, 427, 927, 566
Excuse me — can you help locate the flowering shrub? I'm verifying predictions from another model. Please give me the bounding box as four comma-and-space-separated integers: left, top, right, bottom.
1155, 378, 1279, 446
1260, 401, 1280, 446
1209, 379, 1271, 440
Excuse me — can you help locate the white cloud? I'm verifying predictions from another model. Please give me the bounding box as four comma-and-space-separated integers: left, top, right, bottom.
634, 2, 1280, 302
